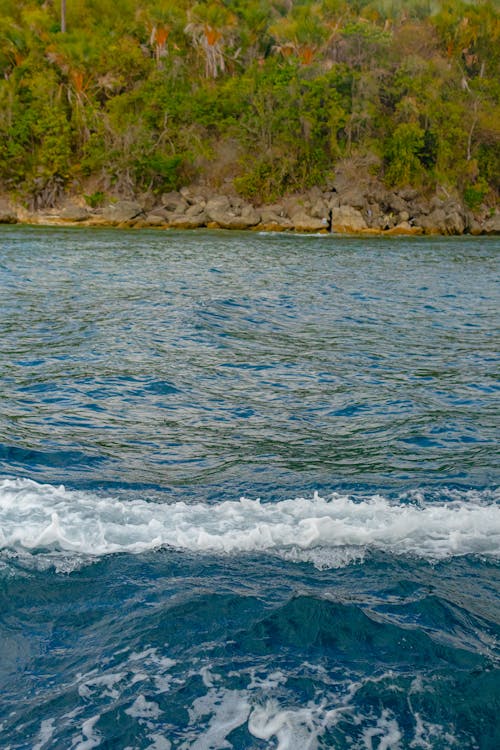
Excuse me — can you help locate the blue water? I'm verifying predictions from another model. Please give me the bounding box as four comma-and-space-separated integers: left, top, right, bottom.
0, 226, 499, 749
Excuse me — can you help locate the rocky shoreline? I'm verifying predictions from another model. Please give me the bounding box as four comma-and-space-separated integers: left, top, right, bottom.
1, 181, 499, 236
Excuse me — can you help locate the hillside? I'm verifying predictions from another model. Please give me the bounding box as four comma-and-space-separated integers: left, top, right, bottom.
0, 0, 499, 215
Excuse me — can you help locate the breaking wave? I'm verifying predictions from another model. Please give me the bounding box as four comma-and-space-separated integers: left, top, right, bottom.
1, 478, 499, 568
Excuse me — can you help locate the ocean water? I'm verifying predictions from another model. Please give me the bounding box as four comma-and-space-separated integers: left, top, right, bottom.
0, 226, 499, 750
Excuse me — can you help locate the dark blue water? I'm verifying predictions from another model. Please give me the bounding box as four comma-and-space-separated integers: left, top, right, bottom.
0, 226, 499, 749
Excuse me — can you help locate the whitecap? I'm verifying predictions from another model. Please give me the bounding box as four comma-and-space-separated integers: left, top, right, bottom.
0, 477, 498, 568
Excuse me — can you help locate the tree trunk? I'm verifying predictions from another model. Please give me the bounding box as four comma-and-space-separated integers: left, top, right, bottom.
61, 0, 66, 33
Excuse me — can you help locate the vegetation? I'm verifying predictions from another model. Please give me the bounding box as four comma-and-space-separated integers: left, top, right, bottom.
0, 0, 498, 207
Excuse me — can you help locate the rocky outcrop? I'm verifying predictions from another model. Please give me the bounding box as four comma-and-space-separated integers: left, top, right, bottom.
3, 181, 497, 235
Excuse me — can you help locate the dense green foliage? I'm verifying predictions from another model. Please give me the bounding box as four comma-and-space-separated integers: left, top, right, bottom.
0, 0, 498, 206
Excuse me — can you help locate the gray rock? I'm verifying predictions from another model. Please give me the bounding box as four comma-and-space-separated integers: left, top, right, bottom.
331, 206, 367, 232
259, 206, 285, 223
445, 210, 465, 235
416, 209, 447, 234
143, 213, 167, 226
60, 204, 89, 222
102, 201, 143, 224
185, 203, 208, 218
484, 211, 500, 234
310, 198, 328, 219
147, 206, 170, 220
290, 211, 327, 232
205, 197, 260, 229
339, 188, 366, 210
386, 193, 407, 213
161, 191, 184, 211
397, 187, 419, 202
205, 196, 232, 224
168, 212, 208, 229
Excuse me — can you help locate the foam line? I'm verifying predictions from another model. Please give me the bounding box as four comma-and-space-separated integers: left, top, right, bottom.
0, 478, 498, 564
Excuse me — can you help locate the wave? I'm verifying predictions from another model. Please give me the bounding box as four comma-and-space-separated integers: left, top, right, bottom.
0, 478, 498, 567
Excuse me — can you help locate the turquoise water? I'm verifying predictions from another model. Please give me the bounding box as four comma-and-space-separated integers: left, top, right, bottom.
0, 227, 499, 748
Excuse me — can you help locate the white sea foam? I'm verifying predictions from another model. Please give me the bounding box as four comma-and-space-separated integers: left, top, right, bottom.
28, 649, 466, 749
0, 477, 498, 568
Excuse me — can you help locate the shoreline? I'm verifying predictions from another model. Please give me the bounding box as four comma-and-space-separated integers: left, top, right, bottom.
1, 185, 499, 236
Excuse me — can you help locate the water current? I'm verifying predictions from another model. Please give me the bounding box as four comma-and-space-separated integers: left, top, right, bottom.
0, 226, 499, 749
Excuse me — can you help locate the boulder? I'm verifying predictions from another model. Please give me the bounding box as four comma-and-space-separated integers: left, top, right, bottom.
416, 207, 465, 235
161, 191, 185, 212
185, 203, 207, 218
147, 206, 170, 220
397, 186, 419, 202
290, 211, 327, 232
142, 213, 167, 227
330, 206, 368, 233
386, 193, 407, 214
445, 210, 465, 235
483, 212, 500, 235
60, 204, 89, 222
259, 205, 287, 223
338, 187, 366, 210
415, 209, 447, 234
310, 198, 328, 218
205, 197, 260, 229
205, 195, 231, 223
102, 200, 143, 224
168, 211, 208, 229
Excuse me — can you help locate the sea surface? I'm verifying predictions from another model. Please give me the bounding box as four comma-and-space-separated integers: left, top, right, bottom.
0, 226, 499, 749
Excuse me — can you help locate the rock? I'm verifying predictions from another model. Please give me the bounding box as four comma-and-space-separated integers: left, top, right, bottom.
410, 200, 431, 217
330, 206, 368, 233
364, 203, 383, 228
397, 186, 419, 202
147, 206, 170, 220
386, 222, 423, 236
102, 200, 143, 224
416, 209, 447, 234
161, 191, 185, 212
468, 219, 484, 235
60, 204, 89, 222
142, 213, 167, 226
0, 199, 18, 223
338, 187, 366, 210
445, 210, 465, 235
168, 211, 208, 229
325, 193, 340, 209
259, 205, 286, 223
256, 220, 293, 232
484, 212, 500, 234
179, 186, 207, 205
205, 198, 260, 229
386, 193, 407, 213
205, 196, 231, 223
185, 203, 207, 218
310, 198, 328, 218
417, 207, 465, 235
290, 211, 327, 232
